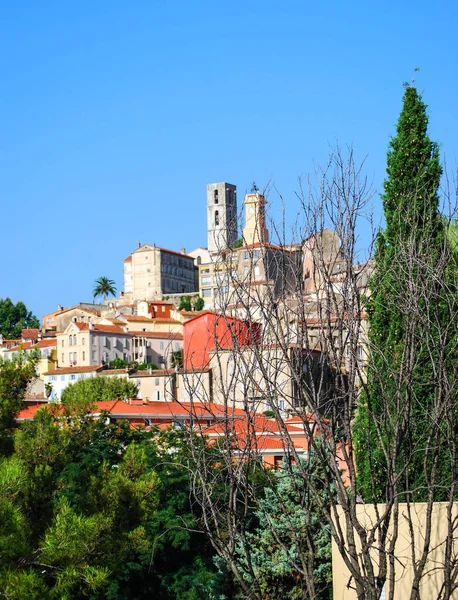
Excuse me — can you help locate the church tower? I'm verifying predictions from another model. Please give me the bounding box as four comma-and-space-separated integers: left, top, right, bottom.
207, 182, 238, 254
242, 184, 269, 246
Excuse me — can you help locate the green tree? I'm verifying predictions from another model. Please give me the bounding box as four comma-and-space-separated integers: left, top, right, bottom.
0, 352, 39, 455
222, 458, 332, 600
61, 376, 138, 414
93, 277, 117, 302
0, 298, 40, 340
194, 296, 205, 311
354, 85, 452, 502
178, 295, 192, 311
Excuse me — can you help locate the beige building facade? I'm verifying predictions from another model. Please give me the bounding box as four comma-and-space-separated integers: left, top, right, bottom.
123, 244, 197, 302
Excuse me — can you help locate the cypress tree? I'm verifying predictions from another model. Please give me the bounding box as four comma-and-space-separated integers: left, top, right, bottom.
354, 85, 453, 502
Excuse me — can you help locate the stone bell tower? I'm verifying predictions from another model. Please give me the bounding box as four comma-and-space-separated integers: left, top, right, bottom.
207, 182, 238, 254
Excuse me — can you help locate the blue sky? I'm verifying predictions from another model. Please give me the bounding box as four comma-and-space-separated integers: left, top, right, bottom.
2, 0, 457, 319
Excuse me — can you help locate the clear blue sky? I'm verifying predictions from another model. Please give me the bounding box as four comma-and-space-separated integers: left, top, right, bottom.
2, 0, 457, 319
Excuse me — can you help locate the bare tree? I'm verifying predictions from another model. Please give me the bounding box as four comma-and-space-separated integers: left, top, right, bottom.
178, 147, 458, 600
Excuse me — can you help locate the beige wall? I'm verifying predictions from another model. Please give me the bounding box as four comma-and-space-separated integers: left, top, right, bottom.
129, 372, 176, 402
176, 370, 212, 404
208, 346, 293, 413
57, 324, 91, 367
332, 503, 458, 600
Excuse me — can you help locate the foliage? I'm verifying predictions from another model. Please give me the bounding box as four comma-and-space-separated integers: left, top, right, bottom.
194, 296, 205, 311
232, 458, 332, 600
0, 352, 39, 456
171, 349, 183, 369
61, 375, 139, 414
354, 85, 452, 502
179, 295, 192, 311
232, 238, 243, 249
0, 297, 40, 340
0, 404, 217, 598
108, 357, 159, 371
93, 276, 117, 302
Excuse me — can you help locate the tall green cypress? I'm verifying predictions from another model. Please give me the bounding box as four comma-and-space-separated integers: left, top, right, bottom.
354, 86, 453, 502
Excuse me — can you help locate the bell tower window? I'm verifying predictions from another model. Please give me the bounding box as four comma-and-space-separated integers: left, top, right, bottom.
214, 189, 219, 204
215, 211, 219, 226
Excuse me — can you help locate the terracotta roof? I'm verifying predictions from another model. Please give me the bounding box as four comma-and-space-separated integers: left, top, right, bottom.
73, 323, 130, 334
1, 338, 21, 347
129, 331, 183, 340
100, 369, 130, 375
7, 342, 34, 352
131, 369, 175, 377
5, 338, 56, 352
236, 242, 295, 253
36, 338, 57, 348
124, 255, 132, 262
124, 315, 155, 322
44, 365, 103, 375
58, 306, 101, 316
22, 328, 40, 340
17, 403, 61, 421
148, 318, 182, 324
132, 244, 195, 259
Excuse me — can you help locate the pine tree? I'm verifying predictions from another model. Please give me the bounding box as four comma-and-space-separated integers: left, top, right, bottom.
354, 85, 454, 502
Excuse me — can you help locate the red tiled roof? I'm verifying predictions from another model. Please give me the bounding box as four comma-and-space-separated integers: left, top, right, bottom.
7, 342, 34, 352
124, 315, 155, 322
131, 369, 175, 377
129, 331, 183, 340
22, 328, 40, 340
74, 323, 130, 334
124, 255, 132, 262
44, 365, 103, 376
36, 338, 57, 348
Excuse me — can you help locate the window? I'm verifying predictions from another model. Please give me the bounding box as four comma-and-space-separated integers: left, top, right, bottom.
244, 250, 249, 260
104, 336, 108, 346
69, 336, 73, 346
156, 390, 161, 400
254, 249, 261, 259
62, 353, 64, 362
92, 350, 96, 361
61, 375, 65, 381
73, 334, 77, 345
155, 378, 159, 386
214, 189, 218, 204
82, 351, 85, 361
71, 374, 76, 380
214, 211, 219, 226
201, 276, 211, 284
160, 342, 164, 350
82, 337, 85, 345
62, 339, 64, 347
202, 288, 212, 297
200, 267, 210, 273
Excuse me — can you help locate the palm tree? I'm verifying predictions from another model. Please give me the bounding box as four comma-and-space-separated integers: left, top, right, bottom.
93, 277, 117, 302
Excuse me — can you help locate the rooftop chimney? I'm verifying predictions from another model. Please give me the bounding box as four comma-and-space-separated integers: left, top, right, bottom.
138, 242, 141, 248
181, 247, 186, 254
